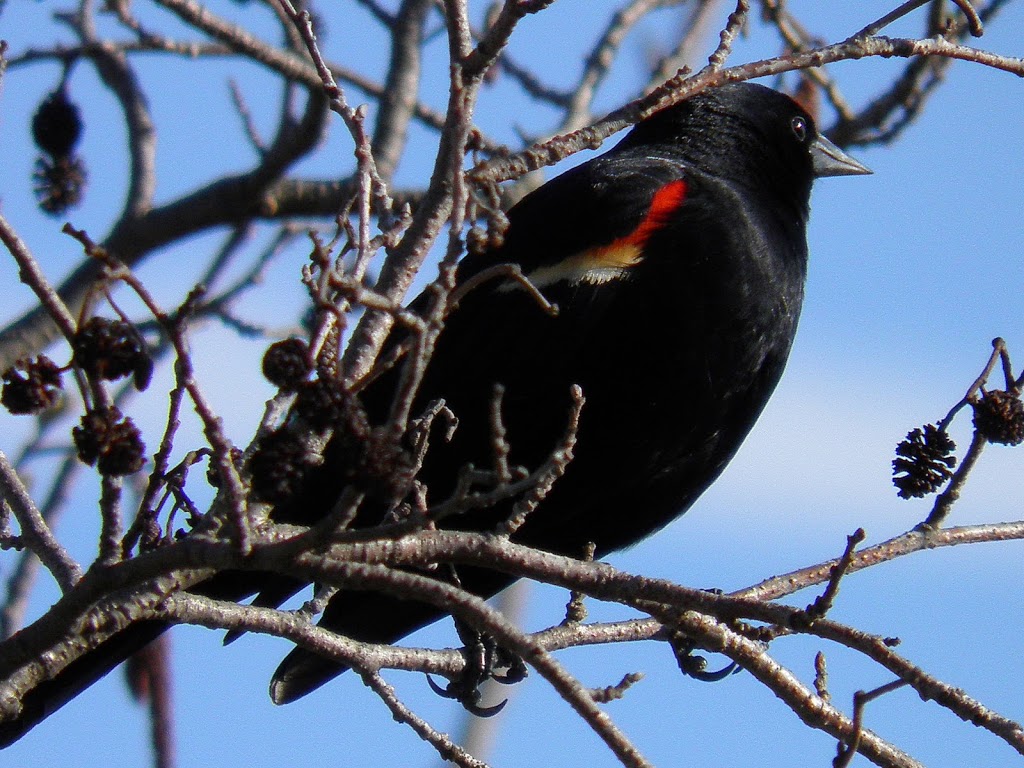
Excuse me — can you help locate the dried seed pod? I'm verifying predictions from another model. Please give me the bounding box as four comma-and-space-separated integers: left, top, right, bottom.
73, 406, 146, 476
32, 89, 83, 158
32, 154, 87, 216
248, 427, 317, 504
293, 377, 366, 434
972, 389, 1024, 446
262, 338, 312, 391
1, 355, 63, 415
73, 317, 152, 390
892, 423, 957, 499
358, 426, 416, 502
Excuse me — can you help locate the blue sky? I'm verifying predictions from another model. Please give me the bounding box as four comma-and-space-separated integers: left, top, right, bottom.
1, 1, 1023, 765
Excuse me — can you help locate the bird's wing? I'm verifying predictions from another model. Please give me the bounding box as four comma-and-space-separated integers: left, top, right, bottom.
457, 152, 692, 288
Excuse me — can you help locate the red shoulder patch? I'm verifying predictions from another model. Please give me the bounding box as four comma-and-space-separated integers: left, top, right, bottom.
621, 179, 688, 247
522, 179, 689, 288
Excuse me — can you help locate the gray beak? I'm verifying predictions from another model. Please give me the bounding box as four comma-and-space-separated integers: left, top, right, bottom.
811, 134, 872, 178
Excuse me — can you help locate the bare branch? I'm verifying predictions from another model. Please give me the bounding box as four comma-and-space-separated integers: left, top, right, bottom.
0, 450, 81, 592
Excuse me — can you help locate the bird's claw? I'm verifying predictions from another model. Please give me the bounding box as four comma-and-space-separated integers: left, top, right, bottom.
425, 674, 509, 717
681, 657, 740, 682
424, 620, 526, 715
490, 653, 527, 685
671, 632, 741, 682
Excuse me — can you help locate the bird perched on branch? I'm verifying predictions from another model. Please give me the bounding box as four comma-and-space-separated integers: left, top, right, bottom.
265, 81, 870, 703
0, 81, 869, 744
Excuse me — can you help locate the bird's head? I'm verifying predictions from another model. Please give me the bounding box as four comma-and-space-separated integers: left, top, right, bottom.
617, 82, 869, 206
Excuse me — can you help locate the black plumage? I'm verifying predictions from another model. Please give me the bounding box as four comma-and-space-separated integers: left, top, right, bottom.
269, 82, 869, 702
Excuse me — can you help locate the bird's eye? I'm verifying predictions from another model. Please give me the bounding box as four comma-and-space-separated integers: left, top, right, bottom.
791, 116, 808, 142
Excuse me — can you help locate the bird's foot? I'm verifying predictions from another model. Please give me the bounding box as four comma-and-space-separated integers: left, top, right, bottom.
669, 631, 740, 682
424, 621, 527, 716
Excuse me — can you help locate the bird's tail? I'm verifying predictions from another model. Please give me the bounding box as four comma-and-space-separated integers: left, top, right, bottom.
270, 567, 516, 705
269, 589, 448, 703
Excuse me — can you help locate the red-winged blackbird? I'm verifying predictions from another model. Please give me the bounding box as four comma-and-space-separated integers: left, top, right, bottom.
0, 82, 868, 743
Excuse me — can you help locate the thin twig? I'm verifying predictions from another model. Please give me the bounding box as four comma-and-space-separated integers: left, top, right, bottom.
360, 670, 491, 768
0, 450, 81, 591
835, 680, 910, 768
797, 528, 866, 623
562, 0, 675, 131
854, 0, 982, 38
671, 612, 922, 768
705, 0, 750, 70
0, 213, 79, 347
63, 229, 251, 552
471, 32, 1024, 187
922, 430, 986, 528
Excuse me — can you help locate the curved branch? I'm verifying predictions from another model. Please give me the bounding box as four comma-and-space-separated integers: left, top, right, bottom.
73, 28, 157, 219
371, 0, 433, 182
469, 32, 1024, 186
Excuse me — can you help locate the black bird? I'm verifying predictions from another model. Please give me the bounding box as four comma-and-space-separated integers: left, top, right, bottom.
0, 82, 869, 743
267, 81, 870, 702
